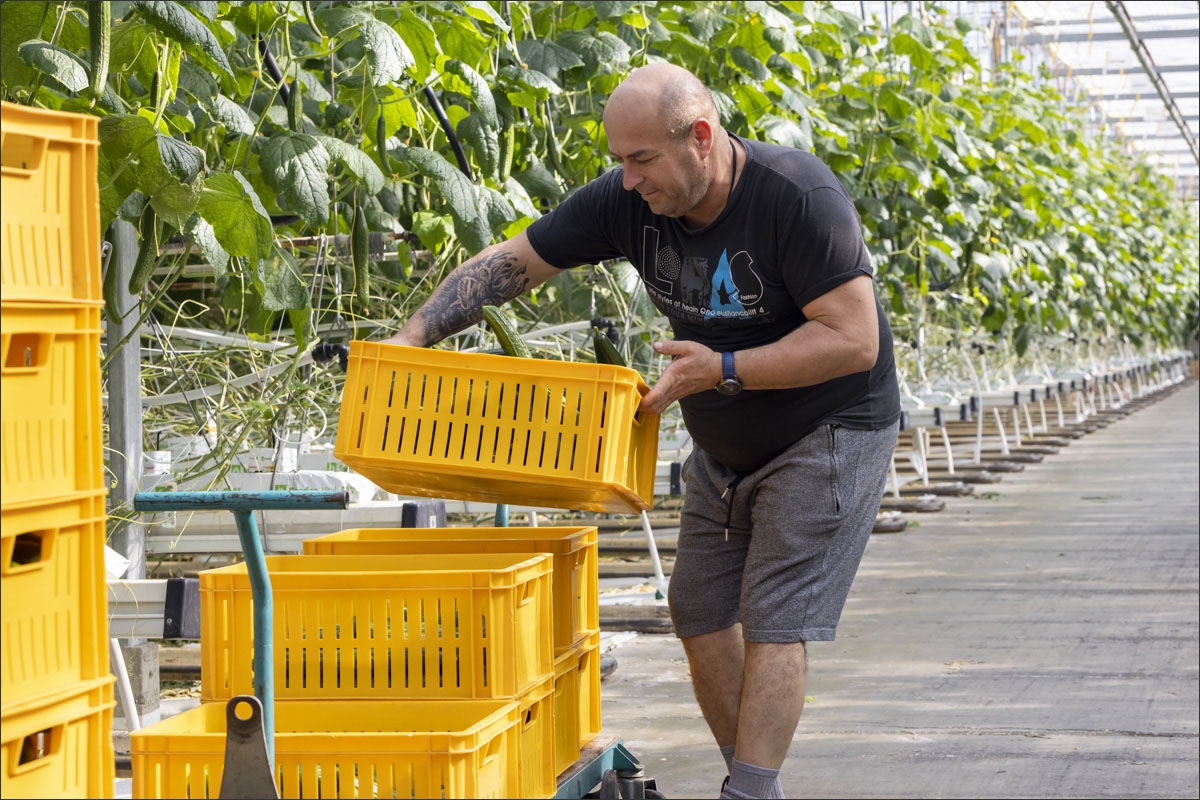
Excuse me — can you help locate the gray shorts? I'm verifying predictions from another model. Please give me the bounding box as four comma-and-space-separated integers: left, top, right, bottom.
668, 422, 898, 643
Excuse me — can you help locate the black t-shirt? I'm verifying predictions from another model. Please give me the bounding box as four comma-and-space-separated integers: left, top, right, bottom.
526, 134, 900, 472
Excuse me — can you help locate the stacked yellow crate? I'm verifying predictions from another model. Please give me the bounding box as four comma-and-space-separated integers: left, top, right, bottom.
301, 526, 603, 777
131, 552, 557, 799
0, 102, 114, 799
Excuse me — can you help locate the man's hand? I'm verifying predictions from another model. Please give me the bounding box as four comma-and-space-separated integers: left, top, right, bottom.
378, 331, 423, 348
639, 339, 721, 414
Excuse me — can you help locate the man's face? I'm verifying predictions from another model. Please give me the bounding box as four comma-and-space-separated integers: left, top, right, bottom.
604, 106, 710, 218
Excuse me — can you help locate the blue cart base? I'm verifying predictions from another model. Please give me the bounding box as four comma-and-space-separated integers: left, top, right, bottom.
555, 734, 664, 799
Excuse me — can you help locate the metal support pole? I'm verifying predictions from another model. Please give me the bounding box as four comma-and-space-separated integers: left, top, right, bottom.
106, 220, 145, 582
132, 490, 350, 770
233, 510, 274, 768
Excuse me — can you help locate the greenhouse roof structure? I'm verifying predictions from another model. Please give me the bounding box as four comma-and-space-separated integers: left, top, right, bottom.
843, 1, 1199, 203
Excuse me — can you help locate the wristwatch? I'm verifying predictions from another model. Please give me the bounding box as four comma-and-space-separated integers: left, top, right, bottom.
716, 351, 743, 396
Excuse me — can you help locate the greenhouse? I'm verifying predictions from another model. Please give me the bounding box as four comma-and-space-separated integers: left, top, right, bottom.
0, 1, 1196, 798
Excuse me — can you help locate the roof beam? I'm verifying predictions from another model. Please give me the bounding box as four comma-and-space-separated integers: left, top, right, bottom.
1018, 27, 1199, 45
1105, 0, 1199, 166
1070, 63, 1195, 76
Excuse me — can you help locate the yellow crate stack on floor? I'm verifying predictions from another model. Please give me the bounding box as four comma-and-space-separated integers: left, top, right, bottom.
302, 525, 604, 775
1, 102, 114, 799
132, 552, 558, 799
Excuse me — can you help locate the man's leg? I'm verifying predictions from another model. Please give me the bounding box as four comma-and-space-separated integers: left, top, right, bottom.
680, 624, 745, 747
735, 641, 806, 767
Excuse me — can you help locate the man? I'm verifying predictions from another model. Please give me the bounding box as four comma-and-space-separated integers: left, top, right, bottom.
382, 63, 900, 799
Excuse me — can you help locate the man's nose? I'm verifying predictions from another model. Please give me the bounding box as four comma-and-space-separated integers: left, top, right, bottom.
622, 166, 642, 191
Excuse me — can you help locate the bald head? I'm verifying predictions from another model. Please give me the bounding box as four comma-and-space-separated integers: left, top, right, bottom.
605, 63, 719, 140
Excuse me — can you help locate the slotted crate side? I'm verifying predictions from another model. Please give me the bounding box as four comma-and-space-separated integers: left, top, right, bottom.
552, 647, 582, 777
302, 526, 600, 654
0, 676, 114, 799
0, 102, 101, 303
1, 303, 104, 509
200, 553, 554, 701
515, 676, 556, 799
131, 699, 520, 800
576, 633, 602, 747
334, 342, 659, 513
1, 507, 108, 716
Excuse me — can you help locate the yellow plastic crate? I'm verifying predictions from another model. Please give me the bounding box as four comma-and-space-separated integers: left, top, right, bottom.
0, 102, 101, 303
131, 698, 519, 799
515, 675, 556, 799
303, 526, 599, 654
1, 303, 104, 509
576, 633, 602, 748
552, 647, 582, 777
1, 500, 108, 716
200, 553, 554, 701
334, 342, 660, 513
0, 676, 114, 799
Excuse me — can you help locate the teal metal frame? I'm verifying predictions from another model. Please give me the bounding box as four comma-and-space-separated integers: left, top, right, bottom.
554, 738, 643, 799
132, 490, 350, 767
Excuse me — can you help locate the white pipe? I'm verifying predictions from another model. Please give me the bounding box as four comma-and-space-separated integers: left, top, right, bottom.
110, 638, 141, 731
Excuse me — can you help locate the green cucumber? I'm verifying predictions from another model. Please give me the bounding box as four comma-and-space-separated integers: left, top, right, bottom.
376, 113, 391, 177
287, 78, 303, 132
128, 203, 159, 295
593, 327, 626, 366
87, 1, 110, 102
481, 304, 530, 358
352, 197, 369, 312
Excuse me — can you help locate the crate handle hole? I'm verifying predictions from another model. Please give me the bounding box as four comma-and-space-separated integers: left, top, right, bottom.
2, 333, 51, 372
3, 529, 53, 576
1, 132, 48, 174
17, 726, 60, 769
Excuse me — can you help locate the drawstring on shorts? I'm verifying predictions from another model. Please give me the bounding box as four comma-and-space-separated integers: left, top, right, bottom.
721, 473, 748, 540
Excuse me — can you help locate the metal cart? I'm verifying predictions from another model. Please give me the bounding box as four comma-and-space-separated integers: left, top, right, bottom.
130, 490, 663, 799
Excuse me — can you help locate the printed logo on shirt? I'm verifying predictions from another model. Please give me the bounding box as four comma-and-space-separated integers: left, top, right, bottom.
640, 225, 767, 324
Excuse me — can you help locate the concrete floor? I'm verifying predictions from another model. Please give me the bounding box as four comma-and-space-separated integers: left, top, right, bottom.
599, 381, 1199, 799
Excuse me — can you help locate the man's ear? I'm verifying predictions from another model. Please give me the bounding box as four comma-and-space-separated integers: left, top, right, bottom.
691, 118, 715, 157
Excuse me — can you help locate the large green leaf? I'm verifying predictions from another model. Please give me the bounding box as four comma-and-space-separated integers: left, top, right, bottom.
99, 114, 201, 196
456, 113, 499, 181
258, 248, 308, 311
397, 9, 440, 83
132, 0, 234, 78
513, 158, 564, 202
516, 39, 583, 78
361, 18, 415, 86
260, 133, 331, 228
316, 136, 384, 196
0, 2, 45, 87
151, 177, 204, 230
196, 172, 273, 259
444, 60, 498, 129
156, 135, 205, 185
556, 30, 631, 75
398, 146, 489, 253
205, 95, 256, 135
479, 186, 517, 231
728, 46, 768, 82
189, 216, 230, 277
499, 65, 561, 96
18, 41, 89, 92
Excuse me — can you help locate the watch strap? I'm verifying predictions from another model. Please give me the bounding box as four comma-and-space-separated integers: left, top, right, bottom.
722, 351, 737, 382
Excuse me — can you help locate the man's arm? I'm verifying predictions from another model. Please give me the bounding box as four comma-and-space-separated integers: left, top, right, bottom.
382, 230, 562, 347
639, 274, 880, 414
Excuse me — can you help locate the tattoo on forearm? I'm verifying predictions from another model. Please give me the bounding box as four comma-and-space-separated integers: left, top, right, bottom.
415, 249, 529, 345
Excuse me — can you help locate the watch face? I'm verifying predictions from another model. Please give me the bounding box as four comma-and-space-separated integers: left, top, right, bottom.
716, 378, 742, 396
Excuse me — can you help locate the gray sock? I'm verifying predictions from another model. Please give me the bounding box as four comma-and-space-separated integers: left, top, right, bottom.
720, 744, 736, 774
721, 758, 785, 799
